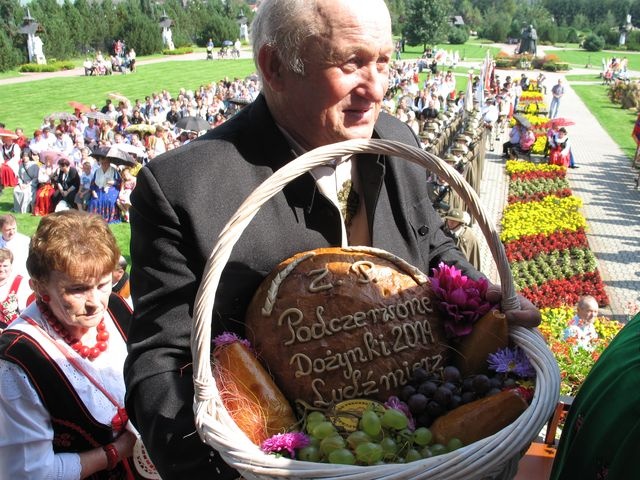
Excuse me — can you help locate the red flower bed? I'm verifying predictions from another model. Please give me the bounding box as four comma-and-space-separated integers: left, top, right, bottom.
509, 170, 566, 182
518, 272, 609, 308
507, 188, 572, 204
504, 228, 589, 262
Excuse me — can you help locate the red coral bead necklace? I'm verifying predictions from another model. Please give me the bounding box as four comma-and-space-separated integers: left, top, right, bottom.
38, 302, 109, 360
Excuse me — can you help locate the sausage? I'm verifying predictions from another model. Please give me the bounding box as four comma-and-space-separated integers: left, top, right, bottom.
430, 388, 529, 446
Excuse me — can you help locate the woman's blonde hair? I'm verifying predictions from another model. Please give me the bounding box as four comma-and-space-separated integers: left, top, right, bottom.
27, 210, 120, 285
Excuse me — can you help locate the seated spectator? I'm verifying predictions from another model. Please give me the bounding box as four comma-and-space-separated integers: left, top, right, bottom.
502, 123, 522, 158
112, 255, 131, 305
519, 126, 536, 151
13, 148, 39, 214
563, 295, 599, 350
74, 160, 94, 211
33, 153, 56, 217
51, 157, 80, 211
88, 151, 121, 224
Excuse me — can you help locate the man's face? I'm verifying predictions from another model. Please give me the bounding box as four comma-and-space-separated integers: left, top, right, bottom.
271, 0, 393, 150
2, 222, 17, 241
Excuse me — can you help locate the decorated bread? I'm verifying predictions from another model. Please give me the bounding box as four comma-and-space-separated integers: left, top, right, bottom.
245, 247, 450, 408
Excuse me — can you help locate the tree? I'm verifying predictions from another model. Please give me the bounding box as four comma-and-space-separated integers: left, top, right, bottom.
403, 0, 452, 50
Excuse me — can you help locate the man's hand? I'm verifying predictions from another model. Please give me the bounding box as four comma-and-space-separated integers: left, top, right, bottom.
486, 285, 541, 328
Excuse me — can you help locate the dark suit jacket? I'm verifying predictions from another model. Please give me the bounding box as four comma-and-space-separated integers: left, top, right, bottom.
124, 94, 477, 479
52, 166, 80, 205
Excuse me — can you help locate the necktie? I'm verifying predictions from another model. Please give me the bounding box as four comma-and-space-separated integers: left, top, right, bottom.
337, 179, 360, 228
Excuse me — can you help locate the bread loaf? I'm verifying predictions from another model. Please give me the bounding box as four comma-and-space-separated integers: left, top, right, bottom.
245, 247, 450, 408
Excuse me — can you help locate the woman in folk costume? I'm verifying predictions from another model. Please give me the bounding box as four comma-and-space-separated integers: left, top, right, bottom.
1, 131, 21, 188
0, 211, 143, 479
13, 148, 40, 214
549, 127, 572, 167
33, 151, 58, 216
0, 248, 31, 331
88, 148, 122, 224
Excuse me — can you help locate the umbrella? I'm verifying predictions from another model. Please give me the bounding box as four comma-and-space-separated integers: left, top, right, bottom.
513, 113, 532, 129
0, 128, 18, 139
125, 123, 156, 134
222, 40, 233, 47
175, 116, 210, 132
84, 111, 111, 121
68, 101, 90, 113
114, 143, 146, 158
47, 112, 76, 121
227, 97, 251, 106
108, 92, 131, 106
91, 145, 137, 167
550, 117, 575, 128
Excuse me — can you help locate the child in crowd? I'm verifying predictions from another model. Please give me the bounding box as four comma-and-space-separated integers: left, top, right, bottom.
564, 295, 599, 350
74, 161, 93, 211
117, 167, 136, 222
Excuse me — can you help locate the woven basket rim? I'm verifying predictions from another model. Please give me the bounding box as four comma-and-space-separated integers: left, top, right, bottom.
190, 138, 560, 479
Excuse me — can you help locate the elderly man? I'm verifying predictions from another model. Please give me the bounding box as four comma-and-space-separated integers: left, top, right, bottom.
0, 214, 30, 278
124, 1, 541, 478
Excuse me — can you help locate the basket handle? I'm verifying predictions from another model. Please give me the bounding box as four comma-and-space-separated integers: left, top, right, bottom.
191, 138, 519, 410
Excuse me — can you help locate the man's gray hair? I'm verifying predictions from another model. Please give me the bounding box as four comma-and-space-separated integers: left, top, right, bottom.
251, 0, 319, 76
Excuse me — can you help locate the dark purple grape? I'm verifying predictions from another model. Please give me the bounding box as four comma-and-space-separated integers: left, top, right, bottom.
489, 377, 503, 389
442, 365, 461, 383
415, 411, 433, 428
443, 382, 460, 394
407, 393, 428, 414
426, 400, 444, 417
400, 384, 417, 402
450, 394, 462, 409
461, 391, 477, 404
472, 374, 491, 395
433, 386, 453, 407
486, 388, 502, 396
411, 367, 430, 384
462, 377, 474, 392
417, 381, 438, 397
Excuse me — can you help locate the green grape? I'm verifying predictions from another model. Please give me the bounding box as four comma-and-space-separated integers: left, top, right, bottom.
355, 442, 384, 465
381, 408, 409, 430
298, 445, 321, 462
328, 448, 356, 465
308, 436, 320, 448
306, 411, 326, 424
447, 438, 464, 452
320, 434, 346, 456
430, 443, 448, 456
420, 446, 433, 458
380, 437, 398, 459
405, 448, 422, 462
412, 427, 433, 447
346, 430, 371, 449
306, 421, 321, 434
360, 410, 382, 437
312, 421, 337, 440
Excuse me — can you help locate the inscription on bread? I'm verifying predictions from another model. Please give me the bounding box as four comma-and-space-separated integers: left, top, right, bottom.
245, 247, 450, 407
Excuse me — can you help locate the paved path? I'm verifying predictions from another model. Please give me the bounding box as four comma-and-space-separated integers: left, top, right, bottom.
3, 53, 638, 320
474, 69, 640, 321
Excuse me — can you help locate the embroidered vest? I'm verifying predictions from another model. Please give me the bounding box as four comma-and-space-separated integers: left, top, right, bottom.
0, 275, 22, 329
0, 294, 136, 479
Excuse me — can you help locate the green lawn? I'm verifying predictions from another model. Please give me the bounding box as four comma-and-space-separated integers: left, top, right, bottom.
2, 58, 257, 134
570, 82, 638, 161
548, 48, 640, 71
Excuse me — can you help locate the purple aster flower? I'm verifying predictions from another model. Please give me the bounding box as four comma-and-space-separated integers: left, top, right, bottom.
429, 263, 495, 338
487, 347, 536, 379
384, 396, 415, 431
260, 432, 310, 458
213, 332, 252, 350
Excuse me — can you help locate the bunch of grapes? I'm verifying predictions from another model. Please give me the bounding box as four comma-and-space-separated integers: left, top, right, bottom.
399, 365, 515, 428
298, 408, 463, 465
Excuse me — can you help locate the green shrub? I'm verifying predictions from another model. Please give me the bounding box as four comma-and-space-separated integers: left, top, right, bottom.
542, 62, 558, 72
495, 57, 513, 68
18, 61, 75, 73
162, 46, 195, 55
582, 33, 605, 52
567, 28, 580, 44
448, 27, 469, 45
0, 30, 23, 72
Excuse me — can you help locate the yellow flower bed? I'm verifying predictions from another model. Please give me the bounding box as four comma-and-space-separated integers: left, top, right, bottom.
505, 160, 564, 175
500, 195, 586, 242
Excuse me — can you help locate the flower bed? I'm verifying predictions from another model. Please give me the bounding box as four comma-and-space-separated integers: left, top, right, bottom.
500, 160, 619, 394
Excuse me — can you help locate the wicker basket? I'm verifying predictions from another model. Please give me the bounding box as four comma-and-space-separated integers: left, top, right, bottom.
191, 138, 561, 479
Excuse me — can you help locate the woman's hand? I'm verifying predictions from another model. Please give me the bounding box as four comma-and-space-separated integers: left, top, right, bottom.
113, 430, 137, 460
486, 285, 541, 328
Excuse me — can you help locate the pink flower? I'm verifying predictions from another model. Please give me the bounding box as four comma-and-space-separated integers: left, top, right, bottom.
260, 432, 310, 458
430, 263, 494, 337
213, 332, 252, 350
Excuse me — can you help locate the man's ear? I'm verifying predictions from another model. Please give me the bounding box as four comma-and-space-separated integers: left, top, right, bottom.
258, 45, 287, 92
